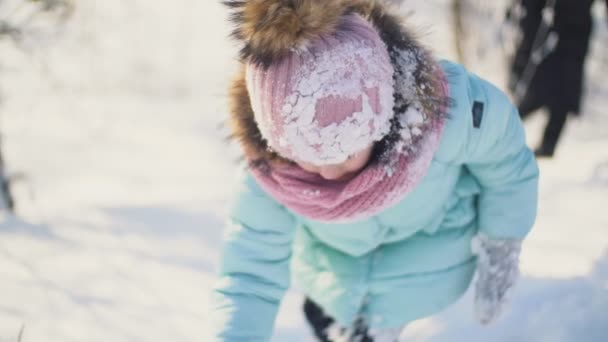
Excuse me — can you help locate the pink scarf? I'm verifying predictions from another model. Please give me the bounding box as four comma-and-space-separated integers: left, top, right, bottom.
249, 70, 448, 223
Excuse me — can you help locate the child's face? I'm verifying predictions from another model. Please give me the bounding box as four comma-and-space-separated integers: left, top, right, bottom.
294, 144, 375, 181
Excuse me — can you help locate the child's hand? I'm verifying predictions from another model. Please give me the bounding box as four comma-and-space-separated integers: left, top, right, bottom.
471, 233, 522, 325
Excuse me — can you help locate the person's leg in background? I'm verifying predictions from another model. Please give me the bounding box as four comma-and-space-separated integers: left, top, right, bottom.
515, 87, 558, 158
517, 92, 544, 121
536, 104, 569, 157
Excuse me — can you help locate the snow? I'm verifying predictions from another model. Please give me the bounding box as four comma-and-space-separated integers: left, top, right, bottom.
0, 0, 606, 341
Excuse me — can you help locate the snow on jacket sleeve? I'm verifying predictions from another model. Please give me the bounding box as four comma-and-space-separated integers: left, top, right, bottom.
210, 172, 296, 341
462, 71, 539, 240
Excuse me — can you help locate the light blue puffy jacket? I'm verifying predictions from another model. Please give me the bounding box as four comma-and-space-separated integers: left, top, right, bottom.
210, 61, 539, 341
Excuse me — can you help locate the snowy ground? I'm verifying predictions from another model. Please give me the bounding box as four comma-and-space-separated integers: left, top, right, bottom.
0, 1, 606, 341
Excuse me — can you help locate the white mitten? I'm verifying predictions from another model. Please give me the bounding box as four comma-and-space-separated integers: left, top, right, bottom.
471, 233, 522, 325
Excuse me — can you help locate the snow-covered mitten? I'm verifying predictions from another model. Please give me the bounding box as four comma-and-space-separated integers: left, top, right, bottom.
471, 233, 522, 325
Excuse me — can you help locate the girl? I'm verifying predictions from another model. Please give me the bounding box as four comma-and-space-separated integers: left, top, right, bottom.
210, 0, 539, 341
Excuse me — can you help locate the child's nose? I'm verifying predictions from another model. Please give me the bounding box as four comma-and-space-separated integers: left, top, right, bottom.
319, 165, 344, 180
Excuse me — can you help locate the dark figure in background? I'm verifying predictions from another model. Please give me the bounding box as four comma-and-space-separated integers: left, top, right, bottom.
508, 0, 603, 158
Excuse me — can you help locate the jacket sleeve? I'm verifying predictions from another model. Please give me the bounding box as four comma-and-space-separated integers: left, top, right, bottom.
462, 72, 539, 240
210, 172, 296, 341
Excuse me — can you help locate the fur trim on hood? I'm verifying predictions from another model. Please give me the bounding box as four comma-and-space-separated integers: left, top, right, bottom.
224, 0, 448, 165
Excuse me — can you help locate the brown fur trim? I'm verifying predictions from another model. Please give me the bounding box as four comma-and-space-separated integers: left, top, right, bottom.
224, 0, 349, 66
226, 0, 448, 165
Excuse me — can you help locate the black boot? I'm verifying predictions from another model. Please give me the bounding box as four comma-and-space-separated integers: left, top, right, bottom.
303, 298, 335, 342
303, 298, 374, 341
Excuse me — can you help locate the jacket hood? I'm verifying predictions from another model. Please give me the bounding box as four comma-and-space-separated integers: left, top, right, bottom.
223, 0, 448, 165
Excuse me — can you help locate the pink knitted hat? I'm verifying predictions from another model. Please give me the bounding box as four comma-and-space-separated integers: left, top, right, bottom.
245, 14, 395, 165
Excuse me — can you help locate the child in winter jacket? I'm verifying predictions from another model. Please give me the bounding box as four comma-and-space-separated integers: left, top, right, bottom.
210, 0, 539, 341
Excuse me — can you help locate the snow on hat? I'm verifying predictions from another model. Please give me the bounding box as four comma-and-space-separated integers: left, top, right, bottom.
245, 14, 395, 165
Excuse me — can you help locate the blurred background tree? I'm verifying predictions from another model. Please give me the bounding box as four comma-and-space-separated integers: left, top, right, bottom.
0, 0, 73, 215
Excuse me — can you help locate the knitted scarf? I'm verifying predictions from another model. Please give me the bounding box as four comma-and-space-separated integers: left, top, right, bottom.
249, 65, 449, 223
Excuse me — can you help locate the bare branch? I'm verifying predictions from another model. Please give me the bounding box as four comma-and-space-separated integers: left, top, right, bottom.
17, 323, 25, 342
